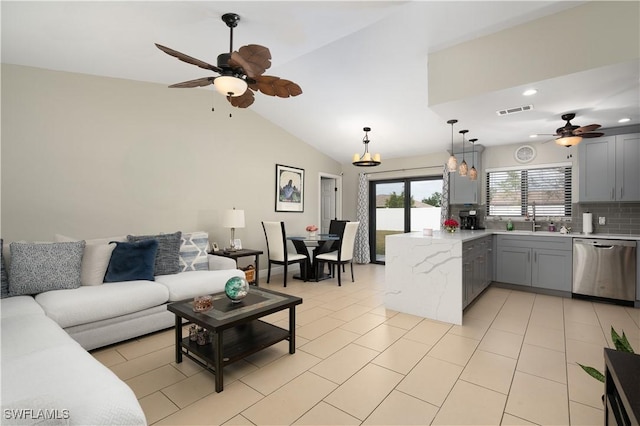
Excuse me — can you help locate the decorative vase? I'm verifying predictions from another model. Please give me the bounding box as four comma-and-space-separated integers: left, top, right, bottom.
446, 227, 457, 233
308, 231, 317, 238
225, 276, 249, 303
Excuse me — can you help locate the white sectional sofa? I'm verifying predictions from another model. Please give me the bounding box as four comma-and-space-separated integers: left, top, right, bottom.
1, 231, 245, 425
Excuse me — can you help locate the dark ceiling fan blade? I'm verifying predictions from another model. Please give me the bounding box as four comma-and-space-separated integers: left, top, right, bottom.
168, 77, 215, 88
574, 124, 601, 134
155, 43, 222, 73
250, 75, 302, 98
231, 45, 272, 77
229, 51, 259, 78
580, 132, 605, 138
228, 89, 255, 108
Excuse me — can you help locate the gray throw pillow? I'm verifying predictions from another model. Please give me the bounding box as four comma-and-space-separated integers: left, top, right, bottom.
9, 241, 85, 296
127, 231, 182, 276
1, 239, 9, 298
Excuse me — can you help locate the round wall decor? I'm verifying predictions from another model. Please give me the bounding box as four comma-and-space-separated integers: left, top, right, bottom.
514, 145, 536, 163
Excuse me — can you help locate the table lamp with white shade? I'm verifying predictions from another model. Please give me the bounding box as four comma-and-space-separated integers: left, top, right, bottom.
222, 208, 245, 251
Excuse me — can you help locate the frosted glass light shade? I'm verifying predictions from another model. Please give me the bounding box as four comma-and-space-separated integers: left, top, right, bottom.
469, 166, 478, 181
458, 160, 468, 176
222, 209, 245, 229
555, 136, 582, 147
373, 153, 381, 162
214, 76, 248, 97
447, 155, 458, 172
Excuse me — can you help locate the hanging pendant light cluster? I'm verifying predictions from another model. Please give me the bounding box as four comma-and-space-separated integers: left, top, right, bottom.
352, 127, 381, 167
446, 119, 478, 181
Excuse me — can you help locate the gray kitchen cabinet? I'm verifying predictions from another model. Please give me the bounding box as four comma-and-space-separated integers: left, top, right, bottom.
496, 246, 531, 285
495, 235, 572, 292
463, 235, 493, 308
449, 150, 482, 205
579, 133, 640, 202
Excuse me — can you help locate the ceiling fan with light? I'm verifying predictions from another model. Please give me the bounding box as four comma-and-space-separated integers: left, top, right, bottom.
543, 113, 604, 147
155, 12, 302, 108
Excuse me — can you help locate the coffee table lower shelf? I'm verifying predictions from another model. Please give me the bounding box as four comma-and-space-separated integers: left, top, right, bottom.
179, 320, 290, 377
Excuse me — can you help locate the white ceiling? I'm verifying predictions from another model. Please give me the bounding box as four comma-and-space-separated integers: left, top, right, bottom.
2, 1, 639, 163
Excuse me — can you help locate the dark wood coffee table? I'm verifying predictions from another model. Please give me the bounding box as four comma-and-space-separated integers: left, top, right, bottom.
167, 287, 302, 392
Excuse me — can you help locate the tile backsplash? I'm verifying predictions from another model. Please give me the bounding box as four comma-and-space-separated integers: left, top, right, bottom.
450, 203, 640, 235
572, 202, 640, 235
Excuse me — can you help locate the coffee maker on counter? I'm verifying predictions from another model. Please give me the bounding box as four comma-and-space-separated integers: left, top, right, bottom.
459, 210, 482, 230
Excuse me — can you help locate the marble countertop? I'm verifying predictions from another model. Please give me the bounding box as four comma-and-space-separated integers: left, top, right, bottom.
389, 230, 640, 242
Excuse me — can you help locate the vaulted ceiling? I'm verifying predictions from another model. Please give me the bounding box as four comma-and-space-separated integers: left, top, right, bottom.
2, 1, 639, 163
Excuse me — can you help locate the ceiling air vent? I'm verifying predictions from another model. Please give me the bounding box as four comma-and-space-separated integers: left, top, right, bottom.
496, 104, 534, 116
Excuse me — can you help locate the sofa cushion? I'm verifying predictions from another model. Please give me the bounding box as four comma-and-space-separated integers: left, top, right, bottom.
1, 339, 146, 426
1, 238, 9, 298
155, 269, 245, 301
180, 231, 210, 271
128, 231, 182, 276
0, 295, 44, 319
35, 280, 169, 328
104, 240, 158, 282
55, 234, 125, 286
80, 243, 116, 286
8, 241, 85, 296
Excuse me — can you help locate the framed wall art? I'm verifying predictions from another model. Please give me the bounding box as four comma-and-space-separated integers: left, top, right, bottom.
275, 164, 304, 212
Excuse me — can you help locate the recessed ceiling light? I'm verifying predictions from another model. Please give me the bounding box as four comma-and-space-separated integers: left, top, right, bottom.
522, 89, 538, 96
618, 117, 631, 123
529, 134, 539, 138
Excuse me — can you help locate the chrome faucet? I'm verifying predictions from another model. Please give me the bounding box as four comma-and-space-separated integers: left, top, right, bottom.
531, 202, 541, 232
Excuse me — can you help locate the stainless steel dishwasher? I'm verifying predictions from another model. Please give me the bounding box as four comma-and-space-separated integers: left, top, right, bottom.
573, 238, 637, 303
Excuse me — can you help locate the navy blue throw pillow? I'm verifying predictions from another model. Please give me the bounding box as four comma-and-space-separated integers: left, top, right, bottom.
104, 239, 159, 282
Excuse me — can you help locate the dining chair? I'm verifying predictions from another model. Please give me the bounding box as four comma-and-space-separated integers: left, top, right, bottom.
315, 219, 349, 276
262, 221, 308, 287
314, 221, 359, 286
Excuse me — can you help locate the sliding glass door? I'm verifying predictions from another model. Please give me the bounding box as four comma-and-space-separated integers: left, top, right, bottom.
370, 176, 443, 263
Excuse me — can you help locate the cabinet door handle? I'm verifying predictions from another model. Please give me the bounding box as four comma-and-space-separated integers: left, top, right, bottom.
611, 188, 615, 200
534, 252, 537, 263
528, 252, 530, 262
620, 186, 623, 199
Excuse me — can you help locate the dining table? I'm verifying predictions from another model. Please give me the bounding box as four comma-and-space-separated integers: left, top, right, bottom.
287, 234, 340, 281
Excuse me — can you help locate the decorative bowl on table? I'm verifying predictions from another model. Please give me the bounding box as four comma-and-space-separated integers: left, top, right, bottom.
193, 295, 213, 312
225, 276, 249, 303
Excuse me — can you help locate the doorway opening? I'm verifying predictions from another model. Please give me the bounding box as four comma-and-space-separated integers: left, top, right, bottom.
319, 173, 343, 234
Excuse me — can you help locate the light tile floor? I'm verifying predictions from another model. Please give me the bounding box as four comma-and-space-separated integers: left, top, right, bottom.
92, 264, 640, 425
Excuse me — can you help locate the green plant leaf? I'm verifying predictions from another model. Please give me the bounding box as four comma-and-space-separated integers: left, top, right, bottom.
611, 327, 635, 353
577, 363, 605, 383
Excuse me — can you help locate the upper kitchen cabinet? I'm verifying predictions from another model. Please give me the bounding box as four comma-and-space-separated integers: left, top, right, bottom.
449, 145, 483, 205
579, 133, 640, 202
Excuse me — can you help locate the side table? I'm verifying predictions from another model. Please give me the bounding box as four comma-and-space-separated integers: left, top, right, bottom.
212, 249, 263, 285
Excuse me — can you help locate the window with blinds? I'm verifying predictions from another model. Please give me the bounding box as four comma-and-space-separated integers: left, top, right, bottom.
486, 165, 572, 217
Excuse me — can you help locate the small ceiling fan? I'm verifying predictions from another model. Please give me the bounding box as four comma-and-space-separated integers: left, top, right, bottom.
155, 12, 302, 108
542, 113, 604, 147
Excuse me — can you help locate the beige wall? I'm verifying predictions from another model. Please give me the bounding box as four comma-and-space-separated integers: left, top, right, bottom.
429, 1, 640, 105
1, 64, 342, 255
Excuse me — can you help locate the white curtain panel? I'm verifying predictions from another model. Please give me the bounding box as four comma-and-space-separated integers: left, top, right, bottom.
441, 165, 450, 227
354, 172, 371, 264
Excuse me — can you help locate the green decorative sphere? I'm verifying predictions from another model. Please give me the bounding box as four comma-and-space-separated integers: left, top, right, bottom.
225, 276, 249, 303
